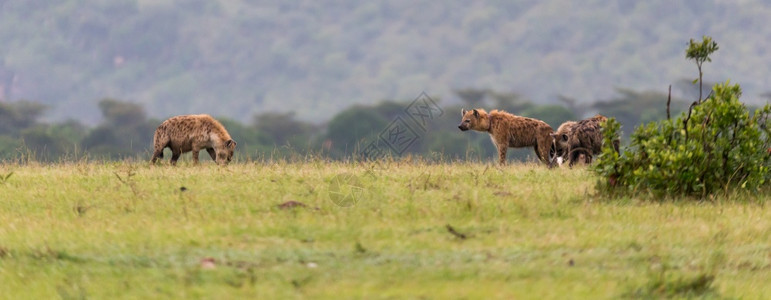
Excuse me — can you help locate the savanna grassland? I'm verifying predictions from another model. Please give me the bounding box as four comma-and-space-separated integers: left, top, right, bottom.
0, 160, 769, 299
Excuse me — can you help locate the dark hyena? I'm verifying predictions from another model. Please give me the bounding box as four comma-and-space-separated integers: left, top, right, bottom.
549, 120, 577, 166
550, 114, 617, 167
150, 114, 237, 165
458, 108, 554, 165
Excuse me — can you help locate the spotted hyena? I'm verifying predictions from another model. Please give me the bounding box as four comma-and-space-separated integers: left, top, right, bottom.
150, 114, 237, 165
458, 109, 554, 165
549, 120, 577, 166
550, 114, 617, 167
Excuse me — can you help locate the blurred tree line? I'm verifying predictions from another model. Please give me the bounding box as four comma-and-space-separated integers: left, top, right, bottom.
0, 85, 702, 163
2, 0, 770, 124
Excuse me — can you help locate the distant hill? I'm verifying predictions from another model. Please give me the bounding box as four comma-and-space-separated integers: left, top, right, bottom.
1, 0, 769, 124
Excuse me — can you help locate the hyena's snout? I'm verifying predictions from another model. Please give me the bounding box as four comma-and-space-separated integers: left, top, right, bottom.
458, 123, 469, 131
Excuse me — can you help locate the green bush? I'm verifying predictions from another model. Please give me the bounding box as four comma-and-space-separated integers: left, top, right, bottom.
595, 82, 771, 197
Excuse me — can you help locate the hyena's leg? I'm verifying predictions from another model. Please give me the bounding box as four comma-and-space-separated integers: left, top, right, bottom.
151, 149, 163, 164
568, 148, 582, 168
537, 135, 553, 165
151, 140, 165, 164
533, 144, 543, 163
497, 145, 507, 165
192, 148, 200, 164
206, 148, 216, 161
170, 149, 182, 166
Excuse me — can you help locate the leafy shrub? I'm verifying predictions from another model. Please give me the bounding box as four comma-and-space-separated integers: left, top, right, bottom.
595, 82, 771, 197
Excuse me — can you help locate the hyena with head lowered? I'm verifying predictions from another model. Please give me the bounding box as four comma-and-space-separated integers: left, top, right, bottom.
550, 114, 618, 167
151, 114, 237, 165
549, 120, 578, 166
458, 109, 554, 165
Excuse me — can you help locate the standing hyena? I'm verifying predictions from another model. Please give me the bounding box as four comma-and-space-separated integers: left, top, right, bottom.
458, 109, 554, 165
550, 114, 617, 167
151, 114, 237, 165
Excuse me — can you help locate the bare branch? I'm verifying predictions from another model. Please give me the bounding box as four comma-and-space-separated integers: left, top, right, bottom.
667, 85, 672, 120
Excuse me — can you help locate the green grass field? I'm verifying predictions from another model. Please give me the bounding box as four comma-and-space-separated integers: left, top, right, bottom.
0, 160, 769, 299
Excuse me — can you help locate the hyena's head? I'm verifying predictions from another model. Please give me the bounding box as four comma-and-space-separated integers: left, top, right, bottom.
549, 121, 576, 166
217, 139, 237, 165
549, 132, 569, 166
458, 109, 490, 132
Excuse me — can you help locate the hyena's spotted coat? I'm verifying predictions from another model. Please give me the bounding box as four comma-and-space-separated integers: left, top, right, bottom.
550, 114, 617, 167
151, 114, 237, 165
458, 109, 554, 165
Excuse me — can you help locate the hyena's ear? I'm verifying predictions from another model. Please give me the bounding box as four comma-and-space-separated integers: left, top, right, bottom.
226, 139, 237, 148
461, 108, 467, 116
472, 109, 479, 118
561, 134, 569, 141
